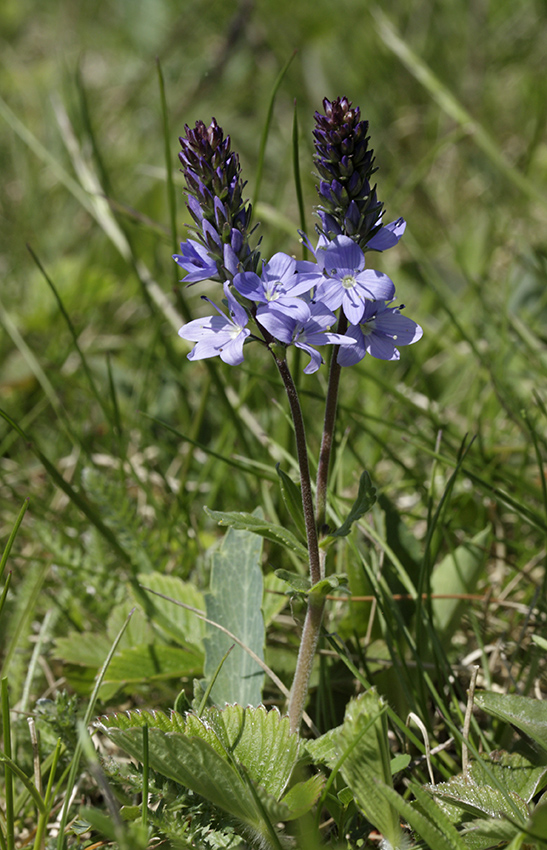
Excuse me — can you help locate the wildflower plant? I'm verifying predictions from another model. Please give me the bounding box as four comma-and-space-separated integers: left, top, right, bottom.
175, 96, 423, 734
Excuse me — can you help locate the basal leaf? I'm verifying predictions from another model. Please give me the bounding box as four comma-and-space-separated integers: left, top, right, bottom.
204, 513, 265, 707
202, 704, 300, 799
100, 724, 261, 826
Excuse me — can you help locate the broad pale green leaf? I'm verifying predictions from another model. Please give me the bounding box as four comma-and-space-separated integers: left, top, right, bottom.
136, 572, 206, 649
262, 572, 289, 627
204, 514, 265, 707
475, 692, 547, 754
430, 526, 491, 636
329, 471, 377, 538
103, 644, 203, 683
204, 507, 308, 556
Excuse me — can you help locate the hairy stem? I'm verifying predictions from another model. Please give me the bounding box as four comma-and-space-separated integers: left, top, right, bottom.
315, 314, 347, 542
288, 594, 325, 734
274, 354, 321, 585
273, 353, 326, 733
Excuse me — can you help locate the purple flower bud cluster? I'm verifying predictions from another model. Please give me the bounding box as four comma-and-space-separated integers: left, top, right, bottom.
313, 97, 401, 253
176, 104, 422, 373
173, 119, 259, 283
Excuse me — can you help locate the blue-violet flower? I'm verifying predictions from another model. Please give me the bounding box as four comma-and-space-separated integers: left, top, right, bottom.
233, 253, 316, 322
257, 301, 355, 374
311, 235, 396, 324
337, 301, 423, 366
178, 282, 251, 365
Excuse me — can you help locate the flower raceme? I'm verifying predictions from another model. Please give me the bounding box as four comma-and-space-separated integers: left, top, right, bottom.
176, 103, 422, 372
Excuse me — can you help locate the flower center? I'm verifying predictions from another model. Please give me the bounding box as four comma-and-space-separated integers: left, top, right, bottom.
341, 274, 357, 290
265, 282, 281, 302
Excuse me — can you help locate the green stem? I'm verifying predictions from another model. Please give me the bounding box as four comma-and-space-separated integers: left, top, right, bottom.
315, 314, 347, 539
273, 355, 320, 585
272, 354, 325, 733
288, 596, 326, 734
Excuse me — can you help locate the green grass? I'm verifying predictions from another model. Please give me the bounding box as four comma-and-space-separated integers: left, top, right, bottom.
1, 0, 547, 847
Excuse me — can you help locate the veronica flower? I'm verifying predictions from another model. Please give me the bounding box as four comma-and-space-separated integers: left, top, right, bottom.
233, 253, 315, 321
173, 239, 220, 283
178, 282, 251, 365
337, 300, 423, 367
312, 235, 396, 324
257, 301, 355, 374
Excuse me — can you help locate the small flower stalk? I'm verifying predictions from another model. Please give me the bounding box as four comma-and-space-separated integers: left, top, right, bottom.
175, 100, 422, 733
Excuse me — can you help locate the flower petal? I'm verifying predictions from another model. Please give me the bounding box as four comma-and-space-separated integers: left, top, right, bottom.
367, 217, 406, 251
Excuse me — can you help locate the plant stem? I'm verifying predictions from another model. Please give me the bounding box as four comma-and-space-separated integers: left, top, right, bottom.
288, 595, 326, 734
273, 355, 321, 585
273, 354, 326, 733
315, 315, 347, 542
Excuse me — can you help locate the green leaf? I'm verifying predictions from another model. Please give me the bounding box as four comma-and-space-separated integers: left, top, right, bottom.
309, 574, 348, 598
136, 571, 206, 649
104, 644, 203, 683
526, 797, 547, 847
275, 570, 310, 593
276, 464, 306, 541
279, 774, 324, 821
458, 817, 521, 850
97, 705, 302, 845
532, 634, 547, 652
204, 507, 308, 557
430, 526, 491, 636
54, 632, 114, 667
324, 690, 403, 849
204, 513, 265, 707
475, 692, 547, 754
428, 772, 530, 822
329, 471, 377, 538
102, 724, 263, 826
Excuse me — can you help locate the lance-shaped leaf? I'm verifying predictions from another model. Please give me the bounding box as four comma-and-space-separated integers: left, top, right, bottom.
205, 507, 308, 556
276, 464, 306, 541
328, 471, 376, 538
